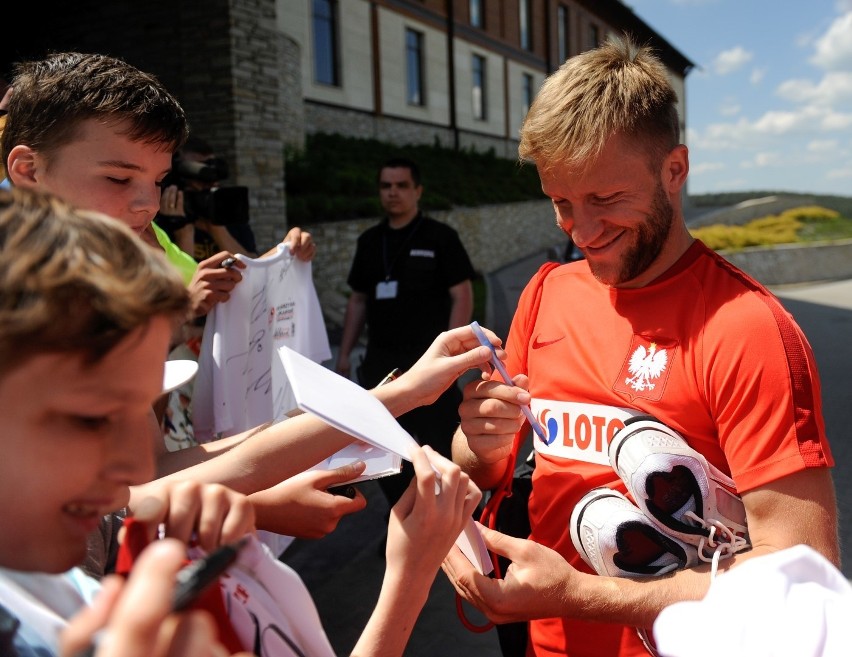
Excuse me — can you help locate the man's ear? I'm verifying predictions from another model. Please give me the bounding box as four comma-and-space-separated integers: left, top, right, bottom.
6, 145, 41, 188
661, 144, 689, 196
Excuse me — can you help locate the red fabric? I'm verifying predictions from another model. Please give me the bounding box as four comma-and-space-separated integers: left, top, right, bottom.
504, 242, 832, 657
114, 518, 244, 654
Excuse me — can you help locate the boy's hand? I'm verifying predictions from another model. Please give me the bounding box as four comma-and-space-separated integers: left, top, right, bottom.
249, 461, 368, 538
127, 479, 255, 552
187, 252, 244, 317
61, 539, 253, 657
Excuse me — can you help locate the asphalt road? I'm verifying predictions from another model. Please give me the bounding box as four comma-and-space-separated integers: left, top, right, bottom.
770, 279, 852, 576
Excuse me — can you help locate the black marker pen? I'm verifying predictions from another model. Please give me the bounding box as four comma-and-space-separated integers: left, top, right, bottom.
172, 536, 249, 611
327, 484, 358, 499
75, 537, 250, 657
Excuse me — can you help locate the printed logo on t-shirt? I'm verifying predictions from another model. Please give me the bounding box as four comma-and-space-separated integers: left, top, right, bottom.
530, 400, 642, 464
613, 335, 678, 402
409, 249, 435, 258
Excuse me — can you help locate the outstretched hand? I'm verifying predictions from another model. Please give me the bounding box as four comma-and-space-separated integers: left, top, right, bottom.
376, 324, 504, 415
385, 446, 481, 574
61, 539, 253, 657
249, 461, 368, 538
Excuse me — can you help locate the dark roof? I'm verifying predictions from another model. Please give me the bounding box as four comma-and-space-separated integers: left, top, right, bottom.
577, 0, 696, 76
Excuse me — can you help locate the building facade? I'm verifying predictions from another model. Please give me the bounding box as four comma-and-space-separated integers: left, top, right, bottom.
2, 0, 692, 250
279, 0, 694, 157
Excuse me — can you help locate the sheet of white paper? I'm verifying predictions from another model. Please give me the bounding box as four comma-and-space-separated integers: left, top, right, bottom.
309, 442, 402, 483
278, 346, 419, 459
277, 346, 492, 575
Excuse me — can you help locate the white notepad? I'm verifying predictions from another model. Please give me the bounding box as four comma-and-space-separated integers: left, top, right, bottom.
278, 345, 492, 575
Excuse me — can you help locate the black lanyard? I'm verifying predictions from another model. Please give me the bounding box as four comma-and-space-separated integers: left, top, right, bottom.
381, 215, 423, 281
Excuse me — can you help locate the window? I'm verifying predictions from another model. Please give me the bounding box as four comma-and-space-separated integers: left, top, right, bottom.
557, 5, 570, 63
589, 24, 600, 49
519, 0, 533, 51
406, 29, 425, 106
312, 0, 339, 86
522, 73, 534, 115
472, 54, 487, 120
470, 0, 484, 28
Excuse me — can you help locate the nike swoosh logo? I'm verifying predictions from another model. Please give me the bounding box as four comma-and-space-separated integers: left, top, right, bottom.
532, 335, 566, 349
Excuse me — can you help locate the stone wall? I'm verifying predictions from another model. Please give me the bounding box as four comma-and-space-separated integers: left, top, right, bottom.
722, 239, 852, 286
304, 101, 519, 158
304, 199, 561, 324
15, 0, 292, 251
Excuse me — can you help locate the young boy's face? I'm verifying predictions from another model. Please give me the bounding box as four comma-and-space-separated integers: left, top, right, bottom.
16, 118, 173, 235
0, 317, 171, 573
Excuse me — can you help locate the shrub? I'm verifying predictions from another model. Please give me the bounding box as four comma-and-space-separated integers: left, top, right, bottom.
690, 205, 847, 251
285, 133, 543, 224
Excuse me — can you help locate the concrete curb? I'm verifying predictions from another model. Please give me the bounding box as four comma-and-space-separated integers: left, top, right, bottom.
720, 239, 852, 287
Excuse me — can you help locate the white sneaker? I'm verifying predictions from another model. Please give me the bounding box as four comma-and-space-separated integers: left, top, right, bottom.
608, 417, 750, 571
570, 487, 699, 578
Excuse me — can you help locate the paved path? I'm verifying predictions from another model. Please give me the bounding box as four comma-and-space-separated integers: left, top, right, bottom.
287, 253, 852, 656
769, 279, 852, 576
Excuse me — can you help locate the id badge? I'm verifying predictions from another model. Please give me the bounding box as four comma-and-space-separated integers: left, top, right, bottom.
376, 280, 398, 299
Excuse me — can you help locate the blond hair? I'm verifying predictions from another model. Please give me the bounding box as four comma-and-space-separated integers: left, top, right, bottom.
519, 35, 679, 173
0, 187, 190, 373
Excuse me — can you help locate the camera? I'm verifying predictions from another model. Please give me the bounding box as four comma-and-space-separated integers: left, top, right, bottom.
163, 156, 250, 225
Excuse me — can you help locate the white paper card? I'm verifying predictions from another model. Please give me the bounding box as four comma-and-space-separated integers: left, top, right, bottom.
277, 346, 492, 575
309, 441, 402, 483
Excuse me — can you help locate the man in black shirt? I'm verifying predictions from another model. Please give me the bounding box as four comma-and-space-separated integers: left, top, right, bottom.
336, 157, 475, 506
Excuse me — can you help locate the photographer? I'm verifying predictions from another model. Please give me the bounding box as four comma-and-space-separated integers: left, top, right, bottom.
158, 136, 259, 260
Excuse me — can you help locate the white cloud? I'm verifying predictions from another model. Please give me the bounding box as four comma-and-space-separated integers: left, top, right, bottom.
752, 110, 809, 134
750, 68, 766, 84
826, 166, 852, 180
807, 139, 838, 152
752, 152, 783, 168
712, 46, 753, 75
777, 72, 852, 105
690, 162, 725, 174
810, 11, 852, 70
821, 110, 852, 130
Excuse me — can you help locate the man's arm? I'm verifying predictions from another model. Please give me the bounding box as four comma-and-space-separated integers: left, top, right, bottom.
336, 291, 368, 377
443, 467, 839, 628
448, 279, 473, 329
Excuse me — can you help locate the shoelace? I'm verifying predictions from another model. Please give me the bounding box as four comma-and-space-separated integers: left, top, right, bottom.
635, 515, 750, 657
684, 511, 750, 579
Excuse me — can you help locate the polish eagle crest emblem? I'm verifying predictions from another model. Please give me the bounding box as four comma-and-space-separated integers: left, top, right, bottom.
625, 342, 668, 392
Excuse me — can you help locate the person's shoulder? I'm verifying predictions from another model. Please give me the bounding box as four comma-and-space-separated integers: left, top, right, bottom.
421, 215, 465, 240
357, 220, 387, 240
421, 215, 451, 229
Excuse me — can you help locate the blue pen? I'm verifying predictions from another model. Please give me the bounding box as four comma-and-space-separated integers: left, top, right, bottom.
470, 321, 548, 443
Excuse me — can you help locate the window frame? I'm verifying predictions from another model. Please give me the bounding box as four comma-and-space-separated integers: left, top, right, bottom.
405, 28, 426, 107
312, 0, 340, 86
472, 53, 488, 121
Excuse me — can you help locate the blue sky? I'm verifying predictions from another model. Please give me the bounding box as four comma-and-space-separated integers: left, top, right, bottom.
627, 0, 852, 197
